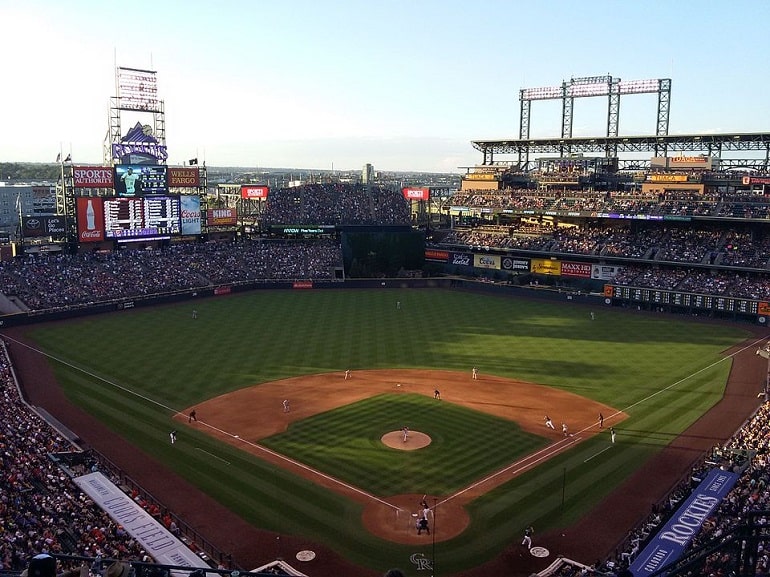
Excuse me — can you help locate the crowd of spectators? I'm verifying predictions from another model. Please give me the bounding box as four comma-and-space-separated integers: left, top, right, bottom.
447, 186, 770, 219
260, 183, 410, 226
438, 222, 769, 269
591, 399, 770, 577
435, 220, 770, 300
0, 240, 343, 311
0, 345, 152, 573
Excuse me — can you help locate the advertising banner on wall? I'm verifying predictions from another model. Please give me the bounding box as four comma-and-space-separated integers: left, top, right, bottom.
450, 252, 473, 267
630, 468, 738, 577
531, 258, 561, 276
474, 254, 501, 270
425, 249, 450, 262
592, 264, 622, 281
560, 261, 593, 278
501, 256, 530, 271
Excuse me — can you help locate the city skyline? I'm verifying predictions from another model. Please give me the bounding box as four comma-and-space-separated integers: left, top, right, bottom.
2, 0, 769, 173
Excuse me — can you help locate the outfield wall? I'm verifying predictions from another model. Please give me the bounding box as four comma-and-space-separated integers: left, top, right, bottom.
0, 276, 760, 329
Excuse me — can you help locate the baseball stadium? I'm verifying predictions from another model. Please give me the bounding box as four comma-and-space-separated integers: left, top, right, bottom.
3, 69, 770, 577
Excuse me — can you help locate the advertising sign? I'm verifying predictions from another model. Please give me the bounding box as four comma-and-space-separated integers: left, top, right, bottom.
241, 185, 269, 199
180, 195, 201, 235
402, 187, 430, 201
450, 252, 473, 267
76, 197, 105, 243
206, 208, 237, 226
531, 258, 561, 276
168, 167, 201, 188
425, 249, 450, 262
630, 468, 738, 577
474, 254, 501, 269
560, 261, 592, 278
592, 264, 622, 281
743, 176, 770, 186
73, 166, 114, 188
501, 256, 530, 271
22, 215, 66, 237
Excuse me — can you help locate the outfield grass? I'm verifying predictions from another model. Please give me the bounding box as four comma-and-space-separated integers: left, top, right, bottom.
26, 288, 749, 572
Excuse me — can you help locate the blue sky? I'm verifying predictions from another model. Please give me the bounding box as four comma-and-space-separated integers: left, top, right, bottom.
2, 0, 768, 173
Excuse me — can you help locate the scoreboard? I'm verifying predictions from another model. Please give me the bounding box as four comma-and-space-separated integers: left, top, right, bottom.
608, 285, 759, 315
104, 196, 180, 239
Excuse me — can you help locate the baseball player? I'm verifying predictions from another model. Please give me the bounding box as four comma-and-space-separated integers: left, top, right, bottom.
562, 422, 568, 437
283, 399, 290, 413
472, 366, 478, 380
544, 415, 555, 429
344, 369, 350, 380
522, 525, 533, 549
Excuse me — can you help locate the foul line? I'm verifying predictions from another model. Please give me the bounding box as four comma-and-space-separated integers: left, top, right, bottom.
443, 334, 768, 505
195, 447, 231, 465
3, 335, 401, 512
584, 445, 613, 463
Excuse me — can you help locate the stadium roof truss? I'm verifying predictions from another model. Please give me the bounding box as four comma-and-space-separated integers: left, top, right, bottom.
473, 75, 770, 171
471, 133, 770, 171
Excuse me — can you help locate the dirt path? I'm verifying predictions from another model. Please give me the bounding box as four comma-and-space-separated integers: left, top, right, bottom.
185, 369, 618, 545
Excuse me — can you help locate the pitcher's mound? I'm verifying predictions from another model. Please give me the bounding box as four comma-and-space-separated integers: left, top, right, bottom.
381, 431, 431, 450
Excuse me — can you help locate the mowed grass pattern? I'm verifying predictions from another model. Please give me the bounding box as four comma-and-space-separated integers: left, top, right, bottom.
25, 288, 750, 572
262, 393, 548, 496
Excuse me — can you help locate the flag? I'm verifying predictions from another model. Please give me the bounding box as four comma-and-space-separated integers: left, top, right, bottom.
189, 158, 198, 166
64, 154, 72, 162
56, 153, 61, 163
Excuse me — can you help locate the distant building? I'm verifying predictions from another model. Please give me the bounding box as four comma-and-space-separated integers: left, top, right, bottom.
362, 163, 374, 184
0, 183, 57, 238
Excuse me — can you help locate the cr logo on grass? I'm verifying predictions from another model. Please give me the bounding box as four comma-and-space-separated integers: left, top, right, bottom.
409, 553, 433, 571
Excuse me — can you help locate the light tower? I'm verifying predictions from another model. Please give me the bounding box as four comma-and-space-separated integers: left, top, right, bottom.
517, 74, 671, 165
103, 66, 168, 166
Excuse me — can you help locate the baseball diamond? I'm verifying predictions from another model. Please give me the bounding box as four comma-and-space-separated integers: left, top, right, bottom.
5, 288, 765, 577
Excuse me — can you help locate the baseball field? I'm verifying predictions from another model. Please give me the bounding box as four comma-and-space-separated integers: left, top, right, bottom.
11, 288, 758, 575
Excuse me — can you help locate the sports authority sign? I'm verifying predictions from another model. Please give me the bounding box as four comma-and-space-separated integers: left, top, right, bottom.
630, 468, 738, 577
73, 166, 114, 188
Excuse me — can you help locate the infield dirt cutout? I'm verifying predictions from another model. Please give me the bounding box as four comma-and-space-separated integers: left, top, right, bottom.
181, 369, 624, 544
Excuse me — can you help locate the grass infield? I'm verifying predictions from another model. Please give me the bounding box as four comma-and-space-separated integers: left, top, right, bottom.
261, 392, 548, 496
26, 288, 748, 572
